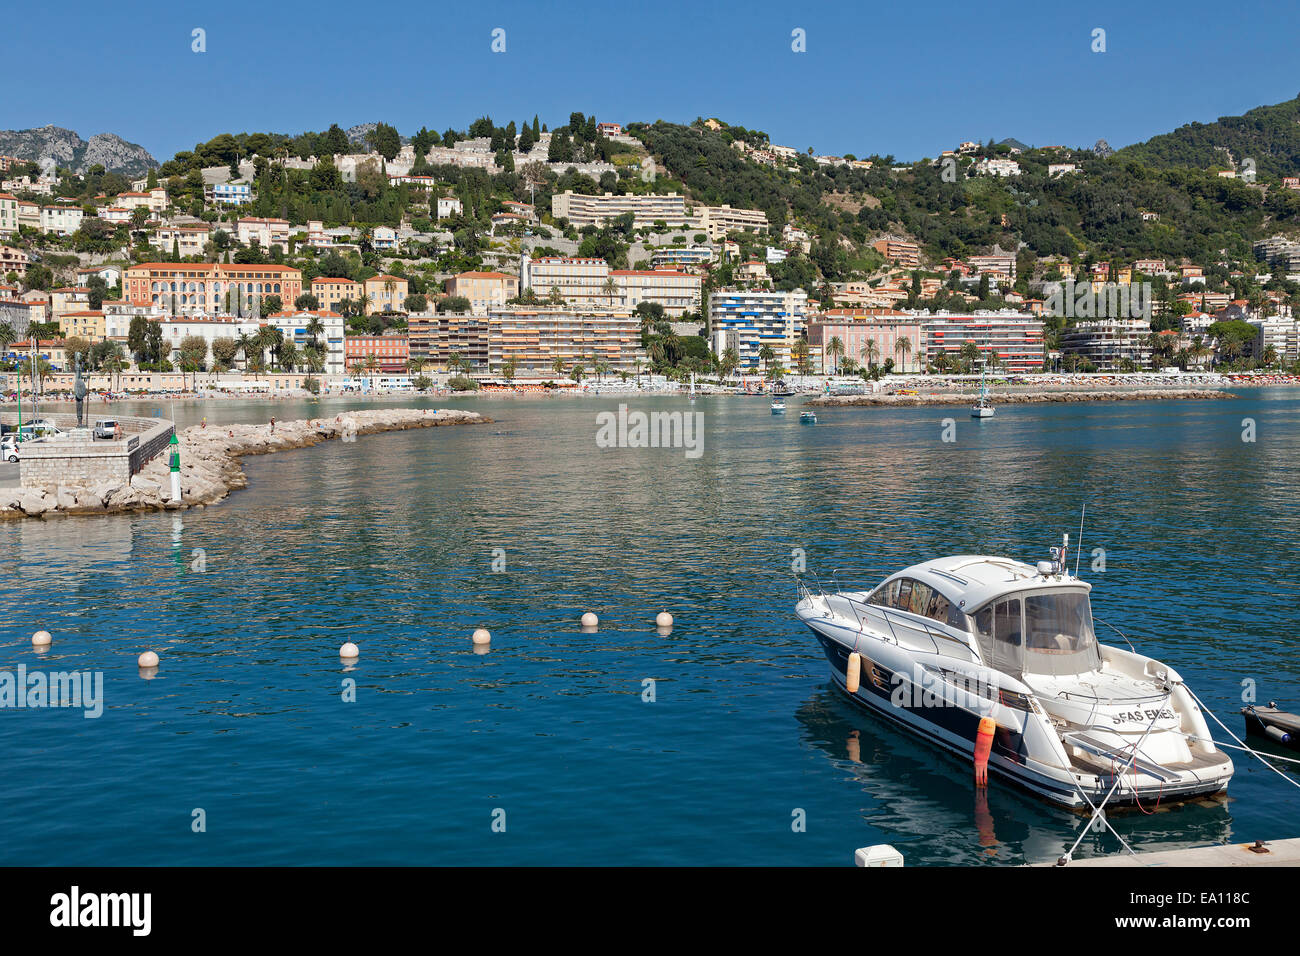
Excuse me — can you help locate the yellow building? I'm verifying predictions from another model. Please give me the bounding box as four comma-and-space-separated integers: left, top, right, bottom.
364, 274, 410, 312
310, 276, 360, 312
60, 310, 107, 341
446, 271, 519, 315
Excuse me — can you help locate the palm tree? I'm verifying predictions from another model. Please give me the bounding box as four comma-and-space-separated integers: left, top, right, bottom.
551, 356, 566, 376
408, 356, 426, 376
601, 275, 620, 307
570, 363, 585, 382
234, 331, 255, 371
447, 351, 464, 374
959, 341, 981, 373
758, 343, 774, 378
0, 322, 15, 349
259, 326, 284, 371
305, 315, 325, 350
720, 347, 739, 383
860, 338, 880, 370
826, 335, 845, 374
894, 335, 912, 372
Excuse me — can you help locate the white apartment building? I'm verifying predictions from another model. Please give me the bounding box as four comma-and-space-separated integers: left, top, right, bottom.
696, 204, 769, 241
649, 245, 714, 270
551, 190, 692, 228
975, 157, 1021, 177
611, 270, 702, 314
709, 289, 809, 371
159, 315, 263, 366
155, 224, 211, 257
1058, 319, 1154, 370
436, 196, 463, 219
523, 256, 613, 306
1249, 316, 1300, 364
40, 204, 83, 235
0, 192, 17, 234
236, 217, 291, 247
264, 309, 347, 375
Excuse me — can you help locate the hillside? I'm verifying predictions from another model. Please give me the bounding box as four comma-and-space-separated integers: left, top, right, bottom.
1118, 94, 1300, 178
0, 125, 158, 175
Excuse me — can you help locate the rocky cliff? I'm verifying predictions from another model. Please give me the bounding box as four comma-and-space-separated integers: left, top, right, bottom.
0, 125, 158, 176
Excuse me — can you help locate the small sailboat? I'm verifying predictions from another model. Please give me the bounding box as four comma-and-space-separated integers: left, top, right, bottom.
771, 398, 786, 414
972, 364, 995, 418
800, 410, 817, 424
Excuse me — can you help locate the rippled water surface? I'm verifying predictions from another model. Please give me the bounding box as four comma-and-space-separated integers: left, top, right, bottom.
2, 389, 1299, 865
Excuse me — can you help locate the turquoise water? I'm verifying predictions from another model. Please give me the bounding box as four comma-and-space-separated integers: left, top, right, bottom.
2, 390, 1299, 865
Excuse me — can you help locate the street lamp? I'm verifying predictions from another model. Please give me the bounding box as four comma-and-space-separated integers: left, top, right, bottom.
10, 314, 29, 438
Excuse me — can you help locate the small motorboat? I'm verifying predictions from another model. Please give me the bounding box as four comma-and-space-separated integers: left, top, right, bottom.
795, 538, 1234, 808
1242, 703, 1300, 750
771, 399, 786, 414
800, 410, 817, 424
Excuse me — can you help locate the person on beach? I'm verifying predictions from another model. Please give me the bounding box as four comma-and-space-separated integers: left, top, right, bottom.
270, 417, 276, 433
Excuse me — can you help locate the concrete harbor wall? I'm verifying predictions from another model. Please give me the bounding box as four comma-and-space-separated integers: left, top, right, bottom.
4, 413, 175, 491
0, 407, 491, 519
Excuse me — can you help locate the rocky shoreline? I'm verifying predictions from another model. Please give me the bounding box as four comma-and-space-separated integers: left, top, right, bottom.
0, 407, 491, 519
807, 388, 1236, 407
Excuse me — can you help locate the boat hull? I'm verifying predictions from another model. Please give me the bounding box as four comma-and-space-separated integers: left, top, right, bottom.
803, 615, 1231, 809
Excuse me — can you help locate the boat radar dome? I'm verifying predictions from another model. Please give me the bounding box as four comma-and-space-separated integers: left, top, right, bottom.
1036, 561, 1055, 575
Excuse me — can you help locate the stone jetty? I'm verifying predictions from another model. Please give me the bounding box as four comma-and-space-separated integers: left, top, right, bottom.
807, 388, 1235, 408
0, 407, 490, 519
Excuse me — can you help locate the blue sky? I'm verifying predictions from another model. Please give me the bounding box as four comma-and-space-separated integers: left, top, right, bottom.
12, 0, 1300, 164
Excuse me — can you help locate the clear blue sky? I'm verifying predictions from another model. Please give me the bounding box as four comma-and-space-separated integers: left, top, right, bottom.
13, 0, 1300, 164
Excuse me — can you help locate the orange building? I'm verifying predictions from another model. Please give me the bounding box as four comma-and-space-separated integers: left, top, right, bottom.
345, 334, 409, 373
124, 262, 302, 315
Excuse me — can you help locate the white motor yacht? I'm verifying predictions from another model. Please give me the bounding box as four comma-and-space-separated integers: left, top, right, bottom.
795, 541, 1233, 808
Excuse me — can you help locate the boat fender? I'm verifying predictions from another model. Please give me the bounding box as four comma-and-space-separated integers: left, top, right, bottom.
846, 652, 862, 694
974, 717, 996, 786
1266, 725, 1292, 746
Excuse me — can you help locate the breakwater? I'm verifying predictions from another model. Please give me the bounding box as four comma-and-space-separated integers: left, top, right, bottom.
807, 388, 1235, 407
0, 407, 490, 519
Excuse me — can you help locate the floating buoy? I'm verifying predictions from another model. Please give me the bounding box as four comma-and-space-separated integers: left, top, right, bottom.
846, 652, 862, 694
472, 628, 491, 645
854, 844, 904, 867
339, 642, 359, 658
580, 612, 598, 628
32, 630, 52, 647
655, 612, 673, 628
974, 716, 996, 786
138, 651, 159, 668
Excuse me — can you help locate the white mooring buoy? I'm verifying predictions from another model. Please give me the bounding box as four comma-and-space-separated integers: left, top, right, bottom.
855, 845, 904, 867
581, 612, 599, 628
138, 651, 159, 668
32, 630, 52, 647
339, 642, 359, 658
655, 612, 673, 628
472, 628, 491, 645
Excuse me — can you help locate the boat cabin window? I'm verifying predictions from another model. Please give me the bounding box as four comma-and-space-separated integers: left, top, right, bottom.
971, 590, 1100, 677
867, 578, 967, 631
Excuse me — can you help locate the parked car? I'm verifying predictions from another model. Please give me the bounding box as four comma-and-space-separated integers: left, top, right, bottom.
93, 418, 121, 440
2, 437, 18, 463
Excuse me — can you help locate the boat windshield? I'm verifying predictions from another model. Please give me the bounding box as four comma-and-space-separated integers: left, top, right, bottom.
970, 589, 1100, 678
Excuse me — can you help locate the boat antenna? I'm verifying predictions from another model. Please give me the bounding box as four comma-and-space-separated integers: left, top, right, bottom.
1074, 503, 1086, 577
